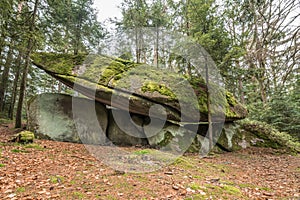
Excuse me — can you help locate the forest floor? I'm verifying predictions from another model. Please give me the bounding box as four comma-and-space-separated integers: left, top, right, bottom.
0, 123, 299, 200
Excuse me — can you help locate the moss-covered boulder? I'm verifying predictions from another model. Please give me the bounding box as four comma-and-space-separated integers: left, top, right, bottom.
12, 131, 35, 144
31, 53, 247, 124
212, 120, 300, 154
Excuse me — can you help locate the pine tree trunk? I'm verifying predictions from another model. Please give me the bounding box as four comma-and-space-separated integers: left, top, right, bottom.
154, 25, 159, 68
0, 22, 8, 65
15, 0, 39, 128
8, 51, 22, 119
238, 77, 245, 105
0, 40, 14, 112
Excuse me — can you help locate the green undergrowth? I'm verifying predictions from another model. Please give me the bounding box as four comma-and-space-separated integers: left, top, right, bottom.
0, 117, 12, 124
11, 149, 29, 153
133, 149, 152, 155
239, 119, 300, 153
5, 142, 44, 153
24, 143, 44, 150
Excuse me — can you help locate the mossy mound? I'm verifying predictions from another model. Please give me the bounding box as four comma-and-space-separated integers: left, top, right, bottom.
238, 120, 300, 153
12, 131, 35, 144
31, 52, 247, 123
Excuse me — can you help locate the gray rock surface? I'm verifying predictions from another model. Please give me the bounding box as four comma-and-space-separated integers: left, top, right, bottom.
28, 93, 108, 144
28, 93, 289, 153
107, 109, 147, 146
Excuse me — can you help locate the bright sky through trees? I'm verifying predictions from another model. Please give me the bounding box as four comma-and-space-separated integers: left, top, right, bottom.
93, 0, 123, 22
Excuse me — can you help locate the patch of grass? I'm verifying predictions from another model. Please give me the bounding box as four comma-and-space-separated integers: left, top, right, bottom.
202, 184, 243, 199
134, 175, 149, 183
24, 143, 44, 150
260, 186, 273, 192
11, 149, 28, 153
185, 194, 204, 200
16, 187, 26, 193
62, 150, 71, 154
189, 183, 202, 190
104, 195, 117, 200
72, 191, 85, 199
114, 181, 134, 191
133, 149, 151, 155
49, 175, 64, 184
239, 183, 272, 192
238, 183, 256, 188
0, 118, 12, 124
193, 175, 205, 180
222, 185, 242, 195
172, 157, 195, 169
0, 163, 5, 167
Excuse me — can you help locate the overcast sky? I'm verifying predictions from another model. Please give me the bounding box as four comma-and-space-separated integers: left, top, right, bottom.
93, 0, 123, 23
93, 0, 299, 28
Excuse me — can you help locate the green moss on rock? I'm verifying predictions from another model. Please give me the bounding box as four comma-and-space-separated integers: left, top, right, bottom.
13, 131, 35, 144
31, 52, 86, 75
238, 120, 300, 153
31, 52, 248, 122
141, 81, 176, 100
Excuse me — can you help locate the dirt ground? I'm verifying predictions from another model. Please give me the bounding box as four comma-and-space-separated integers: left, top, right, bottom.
0, 124, 299, 200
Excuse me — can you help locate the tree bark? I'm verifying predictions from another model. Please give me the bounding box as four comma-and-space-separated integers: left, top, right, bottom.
15, 0, 39, 128
0, 40, 14, 112
8, 51, 22, 119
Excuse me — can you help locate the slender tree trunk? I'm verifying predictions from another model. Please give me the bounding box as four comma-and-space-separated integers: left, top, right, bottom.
258, 79, 267, 105
0, 40, 14, 112
8, 51, 22, 119
235, 61, 245, 104
15, 0, 39, 128
238, 77, 245, 105
205, 56, 213, 150
0, 22, 8, 63
154, 25, 159, 68
135, 27, 140, 63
